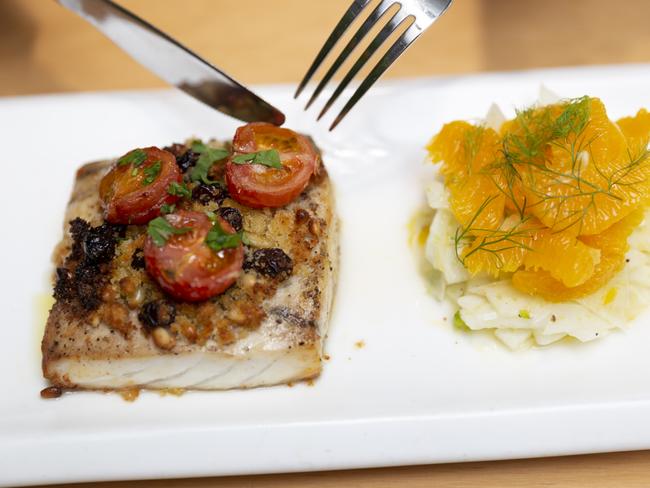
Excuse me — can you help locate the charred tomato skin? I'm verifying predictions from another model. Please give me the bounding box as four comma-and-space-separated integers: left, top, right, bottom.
225, 123, 318, 208
143, 211, 244, 302
99, 146, 181, 224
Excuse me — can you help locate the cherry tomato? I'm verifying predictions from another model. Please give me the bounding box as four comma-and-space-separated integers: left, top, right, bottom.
144, 211, 244, 302
100, 147, 181, 224
225, 123, 318, 208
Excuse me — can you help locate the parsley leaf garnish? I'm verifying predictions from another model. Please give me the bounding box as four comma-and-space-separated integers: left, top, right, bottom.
190, 141, 209, 153
205, 218, 241, 252
189, 141, 228, 184
167, 181, 192, 198
142, 160, 162, 186
118, 148, 147, 167
147, 216, 190, 247
160, 203, 176, 215
231, 149, 282, 169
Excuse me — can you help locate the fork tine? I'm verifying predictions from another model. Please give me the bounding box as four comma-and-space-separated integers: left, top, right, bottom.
316, 8, 407, 121
304, 0, 395, 110
328, 25, 423, 130
294, 0, 372, 99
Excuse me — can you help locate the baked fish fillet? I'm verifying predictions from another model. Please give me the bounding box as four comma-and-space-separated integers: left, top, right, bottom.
42, 146, 338, 391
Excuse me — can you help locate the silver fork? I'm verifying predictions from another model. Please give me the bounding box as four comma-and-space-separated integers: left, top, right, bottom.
295, 0, 453, 130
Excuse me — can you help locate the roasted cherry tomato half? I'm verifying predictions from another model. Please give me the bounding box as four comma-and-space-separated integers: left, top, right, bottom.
144, 211, 244, 302
225, 123, 318, 208
99, 146, 181, 224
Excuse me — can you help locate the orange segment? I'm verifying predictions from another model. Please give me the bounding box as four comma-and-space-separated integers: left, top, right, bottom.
617, 108, 650, 159
513, 210, 644, 301
449, 176, 505, 231
579, 208, 644, 253
461, 216, 539, 277
507, 98, 650, 235
512, 255, 623, 302
428, 122, 494, 179
429, 97, 649, 299
463, 216, 604, 289
523, 231, 599, 287
463, 242, 526, 277
428, 122, 505, 231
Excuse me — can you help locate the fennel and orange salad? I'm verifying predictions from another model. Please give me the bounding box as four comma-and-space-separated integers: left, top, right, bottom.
416, 94, 650, 349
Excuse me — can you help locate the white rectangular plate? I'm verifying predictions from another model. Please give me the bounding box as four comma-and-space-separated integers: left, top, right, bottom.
3, 64, 650, 487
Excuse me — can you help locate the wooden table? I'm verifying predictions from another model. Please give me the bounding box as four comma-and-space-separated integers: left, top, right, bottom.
3, 0, 650, 486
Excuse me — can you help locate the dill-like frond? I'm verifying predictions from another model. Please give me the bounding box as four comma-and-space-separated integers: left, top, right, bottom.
453, 193, 540, 269
461, 124, 486, 174
456, 215, 540, 270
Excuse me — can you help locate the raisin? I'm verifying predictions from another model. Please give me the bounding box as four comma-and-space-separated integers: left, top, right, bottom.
53, 267, 75, 301
131, 248, 146, 270
53, 262, 106, 311
138, 300, 176, 330
68, 218, 90, 261
83, 224, 118, 264
244, 248, 293, 279
55, 220, 118, 311
114, 224, 127, 239
74, 264, 103, 311
192, 183, 228, 205
163, 143, 188, 158
176, 150, 199, 173
217, 207, 243, 232
68, 218, 121, 265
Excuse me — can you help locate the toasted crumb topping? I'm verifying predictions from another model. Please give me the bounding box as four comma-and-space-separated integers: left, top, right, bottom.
43, 140, 335, 362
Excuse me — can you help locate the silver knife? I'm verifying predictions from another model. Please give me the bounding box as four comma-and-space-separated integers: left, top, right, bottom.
58, 0, 285, 125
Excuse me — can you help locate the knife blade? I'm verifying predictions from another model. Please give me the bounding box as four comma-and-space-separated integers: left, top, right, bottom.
58, 0, 285, 125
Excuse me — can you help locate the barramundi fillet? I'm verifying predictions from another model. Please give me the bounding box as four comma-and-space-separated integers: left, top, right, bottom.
42, 142, 338, 391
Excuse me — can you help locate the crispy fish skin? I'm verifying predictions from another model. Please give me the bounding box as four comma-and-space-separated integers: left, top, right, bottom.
42, 153, 338, 390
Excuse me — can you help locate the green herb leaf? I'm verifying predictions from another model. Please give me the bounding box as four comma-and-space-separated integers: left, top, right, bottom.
167, 181, 192, 198
231, 149, 282, 169
231, 153, 256, 165
453, 310, 470, 331
241, 232, 252, 246
160, 203, 176, 215
190, 140, 208, 153
142, 160, 162, 186
147, 216, 191, 247
205, 219, 241, 252
118, 148, 147, 167
189, 141, 229, 184
553, 96, 590, 139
